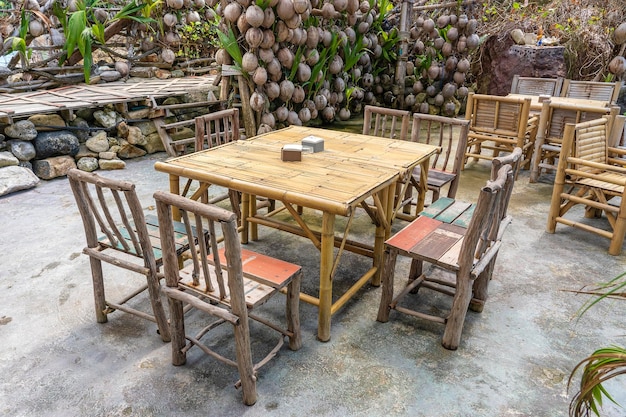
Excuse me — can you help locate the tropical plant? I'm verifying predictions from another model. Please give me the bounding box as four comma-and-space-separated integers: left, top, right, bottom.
568, 272, 626, 417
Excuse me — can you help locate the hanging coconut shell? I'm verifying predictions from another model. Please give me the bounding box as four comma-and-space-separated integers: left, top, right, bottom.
422, 18, 435, 33
613, 22, 626, 44
257, 123, 273, 134
299, 107, 312, 123
163, 13, 178, 27
161, 48, 176, 64
292, 85, 305, 103
453, 71, 466, 85
252, 67, 268, 85
608, 56, 626, 75
275, 105, 289, 121
262, 7, 276, 28
261, 112, 276, 128
246, 27, 264, 48
242, 52, 259, 73
359, 0, 369, 13
466, 33, 480, 49
237, 13, 250, 33
285, 13, 301, 29
287, 110, 302, 125
250, 90, 266, 112
29, 20, 44, 37
187, 11, 201, 23
279, 79, 295, 101
457, 14, 468, 28
167, 0, 184, 9
115, 61, 129, 77
419, 102, 429, 113
277, 47, 295, 69
321, 106, 335, 122
258, 47, 274, 63
246, 5, 265, 27
306, 48, 319, 65
465, 18, 478, 35
265, 81, 280, 99
223, 3, 242, 22
441, 83, 456, 99
276, 0, 296, 20
314, 94, 328, 110
436, 15, 449, 28
266, 57, 282, 75
293, 0, 308, 14
456, 58, 470, 73
447, 27, 459, 42
297, 63, 312, 82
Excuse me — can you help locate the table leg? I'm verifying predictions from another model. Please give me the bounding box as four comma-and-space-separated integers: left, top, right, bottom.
241, 193, 249, 244
372, 185, 391, 286
169, 174, 181, 221
317, 212, 335, 342
416, 160, 430, 214
250, 194, 258, 241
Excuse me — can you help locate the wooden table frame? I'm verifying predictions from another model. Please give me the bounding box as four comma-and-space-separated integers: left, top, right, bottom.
155, 126, 439, 341
506, 93, 609, 113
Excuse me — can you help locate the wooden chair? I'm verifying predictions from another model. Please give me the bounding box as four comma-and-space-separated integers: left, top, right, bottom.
529, 101, 619, 183
362, 105, 411, 140
377, 149, 521, 350
546, 117, 626, 256
397, 113, 470, 220
68, 169, 196, 342
510, 75, 563, 96
560, 79, 623, 103
154, 191, 302, 405
464, 93, 538, 171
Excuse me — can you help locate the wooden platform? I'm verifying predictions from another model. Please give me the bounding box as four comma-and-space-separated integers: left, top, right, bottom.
0, 75, 217, 123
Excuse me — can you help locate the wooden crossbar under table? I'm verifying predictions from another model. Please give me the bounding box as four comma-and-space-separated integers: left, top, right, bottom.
507, 94, 609, 113
155, 125, 439, 341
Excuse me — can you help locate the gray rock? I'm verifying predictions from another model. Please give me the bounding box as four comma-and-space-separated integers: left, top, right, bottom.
76, 108, 94, 121
0, 165, 40, 196
99, 158, 126, 170
126, 125, 146, 147
18, 160, 32, 170
4, 120, 38, 140
75, 144, 99, 159
85, 131, 110, 153
117, 143, 146, 159
134, 121, 158, 136
143, 132, 165, 154
32, 155, 76, 179
7, 140, 36, 161
0, 151, 19, 167
100, 70, 122, 82
69, 117, 91, 142
93, 108, 119, 129
76, 157, 99, 172
34, 130, 80, 158
28, 114, 66, 131
98, 151, 117, 160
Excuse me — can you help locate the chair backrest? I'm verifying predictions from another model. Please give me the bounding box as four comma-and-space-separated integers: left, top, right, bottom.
362, 105, 411, 140
67, 169, 156, 266
465, 93, 532, 141
608, 115, 626, 148
491, 147, 522, 219
537, 101, 618, 145
411, 113, 470, 173
560, 80, 622, 102
154, 190, 242, 304
510, 75, 563, 96
195, 108, 240, 151
460, 164, 513, 268
563, 117, 612, 175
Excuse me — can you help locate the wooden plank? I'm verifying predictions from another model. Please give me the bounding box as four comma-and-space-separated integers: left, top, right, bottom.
386, 216, 442, 252
408, 222, 466, 260
419, 197, 455, 217
434, 200, 472, 224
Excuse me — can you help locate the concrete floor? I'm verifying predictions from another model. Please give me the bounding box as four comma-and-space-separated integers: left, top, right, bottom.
1, 152, 625, 417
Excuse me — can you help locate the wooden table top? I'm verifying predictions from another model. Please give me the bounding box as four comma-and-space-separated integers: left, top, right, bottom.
155, 126, 439, 216
506, 94, 610, 112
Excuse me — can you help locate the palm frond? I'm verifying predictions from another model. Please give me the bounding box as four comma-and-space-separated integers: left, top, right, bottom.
568, 346, 626, 417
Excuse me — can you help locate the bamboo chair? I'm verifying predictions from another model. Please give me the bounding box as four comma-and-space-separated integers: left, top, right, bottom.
377, 149, 521, 350
397, 113, 470, 220
68, 169, 196, 342
154, 191, 302, 405
510, 75, 563, 96
560, 79, 622, 103
546, 117, 626, 256
464, 93, 538, 171
529, 101, 619, 183
362, 105, 411, 140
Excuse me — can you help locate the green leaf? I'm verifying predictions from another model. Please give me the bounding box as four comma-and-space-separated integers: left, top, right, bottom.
217, 25, 243, 67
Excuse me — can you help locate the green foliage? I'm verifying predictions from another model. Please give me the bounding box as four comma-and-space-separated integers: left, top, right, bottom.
289, 46, 305, 82
343, 35, 367, 72
177, 20, 221, 59
217, 25, 243, 68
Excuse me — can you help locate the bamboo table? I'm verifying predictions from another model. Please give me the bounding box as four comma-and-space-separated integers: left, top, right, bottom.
506, 94, 609, 112
154, 125, 439, 341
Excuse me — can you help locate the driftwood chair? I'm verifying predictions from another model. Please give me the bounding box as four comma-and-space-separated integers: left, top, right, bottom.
362, 105, 411, 141
560, 79, 623, 103
464, 93, 538, 171
529, 101, 619, 183
397, 113, 470, 220
154, 191, 302, 405
377, 149, 521, 350
68, 169, 196, 342
546, 117, 626, 256
510, 75, 563, 96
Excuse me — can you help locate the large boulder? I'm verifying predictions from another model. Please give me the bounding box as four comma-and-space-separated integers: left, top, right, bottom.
0, 151, 19, 167
85, 131, 110, 153
4, 120, 38, 141
28, 114, 66, 131
7, 140, 36, 161
33, 130, 80, 158
0, 165, 40, 196
32, 155, 76, 179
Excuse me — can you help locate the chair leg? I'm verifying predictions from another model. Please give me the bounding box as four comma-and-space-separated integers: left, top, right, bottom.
228, 189, 242, 224
286, 271, 302, 351
168, 296, 187, 366
376, 247, 397, 323
408, 259, 423, 294
146, 271, 171, 342
233, 320, 257, 405
88, 256, 108, 323
441, 273, 472, 350
609, 208, 626, 256
470, 255, 498, 313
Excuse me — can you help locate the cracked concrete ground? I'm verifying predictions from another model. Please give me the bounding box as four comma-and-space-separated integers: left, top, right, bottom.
1, 151, 625, 417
